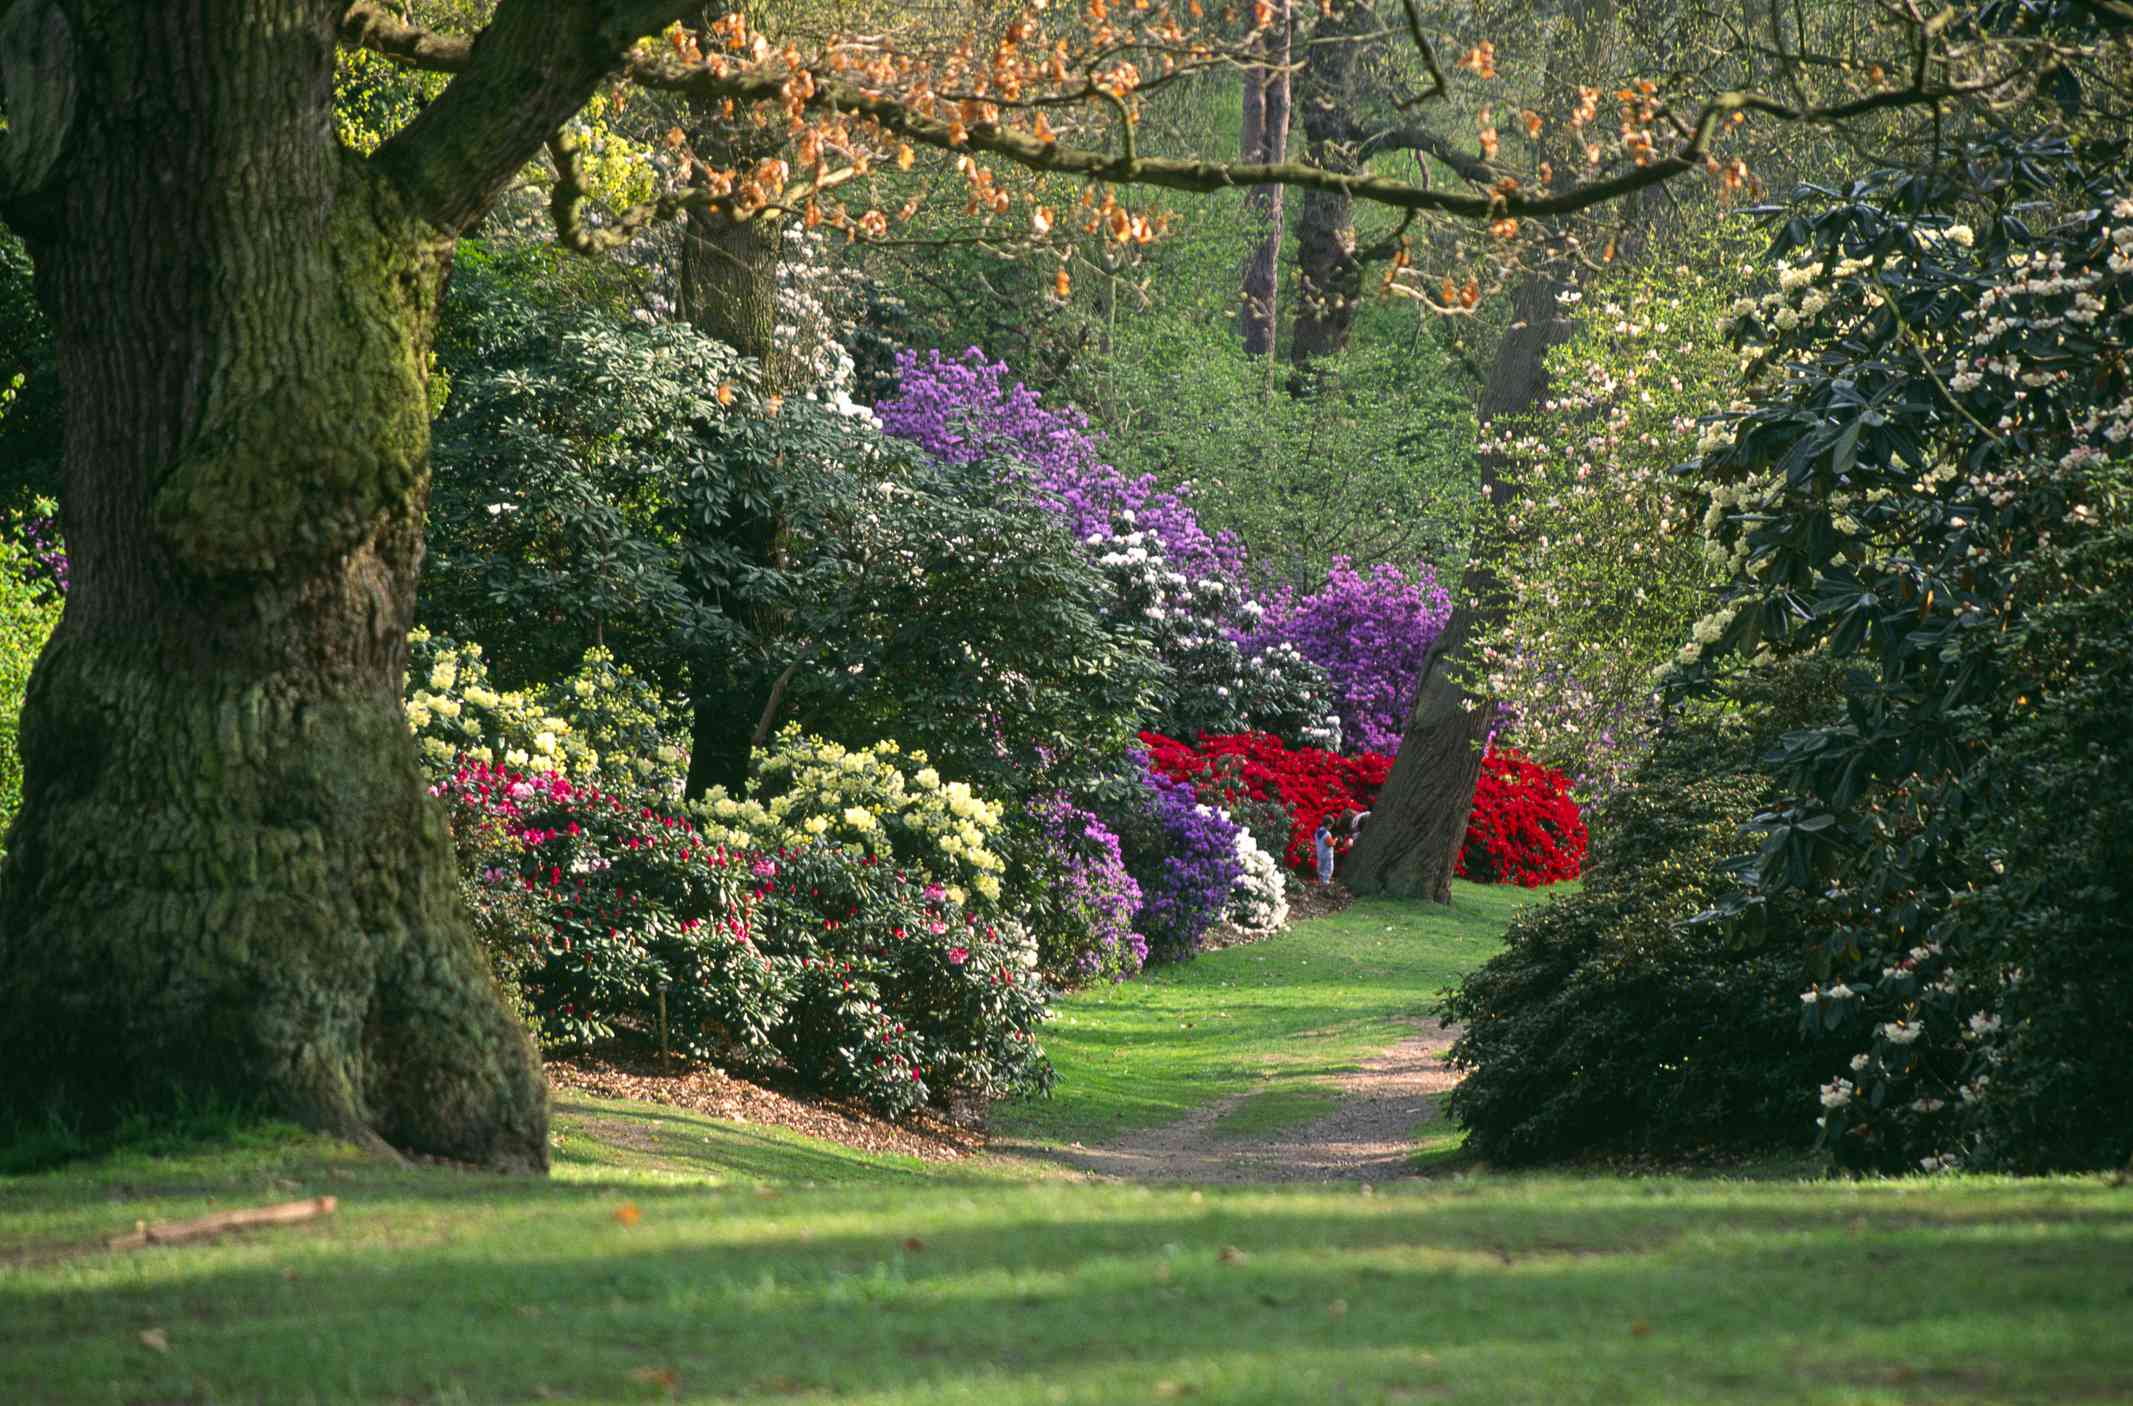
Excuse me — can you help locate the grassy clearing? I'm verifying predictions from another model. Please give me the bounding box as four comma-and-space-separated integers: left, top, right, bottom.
7, 883, 2128, 1403
4, 1118, 2129, 1405
988, 882, 1548, 1148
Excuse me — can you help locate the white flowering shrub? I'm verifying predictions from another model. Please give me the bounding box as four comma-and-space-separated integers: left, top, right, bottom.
1475, 223, 1748, 798
1674, 138, 2133, 1175
1087, 523, 1341, 750
1225, 823, 1289, 933
693, 725, 1010, 908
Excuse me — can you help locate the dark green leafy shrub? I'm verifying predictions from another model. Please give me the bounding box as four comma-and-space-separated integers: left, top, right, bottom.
1441, 667, 1842, 1164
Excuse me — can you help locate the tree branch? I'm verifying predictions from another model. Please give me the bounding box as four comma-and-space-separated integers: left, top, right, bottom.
346, 5, 2001, 230
356, 0, 691, 232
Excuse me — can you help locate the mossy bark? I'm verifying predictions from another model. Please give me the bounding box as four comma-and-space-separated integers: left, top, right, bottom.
0, 1, 546, 1167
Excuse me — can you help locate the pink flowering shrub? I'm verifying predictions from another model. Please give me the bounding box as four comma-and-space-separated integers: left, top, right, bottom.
433, 761, 1051, 1116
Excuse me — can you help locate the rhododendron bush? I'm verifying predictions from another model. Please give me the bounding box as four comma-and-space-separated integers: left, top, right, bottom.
1239, 556, 1452, 755
1455, 748, 1588, 888
1141, 731, 1390, 876
434, 761, 1051, 1118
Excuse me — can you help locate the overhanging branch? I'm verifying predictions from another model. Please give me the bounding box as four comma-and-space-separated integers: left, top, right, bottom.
344, 3, 2004, 231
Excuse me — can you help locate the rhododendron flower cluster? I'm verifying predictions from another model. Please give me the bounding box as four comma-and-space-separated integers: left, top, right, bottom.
876, 347, 1246, 587
1022, 791, 1147, 982
1140, 730, 1391, 876
1238, 556, 1451, 754
1455, 747, 1587, 887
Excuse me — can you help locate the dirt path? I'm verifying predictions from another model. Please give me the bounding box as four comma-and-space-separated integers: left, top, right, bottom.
995, 1019, 1464, 1184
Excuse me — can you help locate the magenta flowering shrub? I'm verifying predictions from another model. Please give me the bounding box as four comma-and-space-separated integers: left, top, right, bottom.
876, 347, 1246, 586
432, 761, 1052, 1116
1240, 557, 1451, 754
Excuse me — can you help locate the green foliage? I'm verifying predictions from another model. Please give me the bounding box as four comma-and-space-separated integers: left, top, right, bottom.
1440, 664, 1844, 1165
0, 513, 62, 849
1477, 227, 1747, 794
0, 232, 61, 504
428, 250, 1157, 798
1672, 130, 2133, 1173
1074, 309, 1479, 585
782, 457, 1162, 797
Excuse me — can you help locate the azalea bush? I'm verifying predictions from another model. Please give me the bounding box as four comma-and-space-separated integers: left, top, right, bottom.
433, 762, 778, 1056
1455, 748, 1588, 888
1239, 556, 1452, 754
434, 761, 1050, 1117
1141, 730, 1391, 876
751, 843, 1053, 1115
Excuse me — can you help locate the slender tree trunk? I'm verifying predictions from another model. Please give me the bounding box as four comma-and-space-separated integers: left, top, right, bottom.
1344, 276, 1568, 900
676, 94, 802, 798
1346, 0, 1640, 900
1287, 0, 1373, 372
0, 2, 545, 1164
1237, 0, 1291, 361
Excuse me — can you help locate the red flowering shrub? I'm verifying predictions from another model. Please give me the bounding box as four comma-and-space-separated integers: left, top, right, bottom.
1140, 731, 1391, 875
1456, 747, 1587, 887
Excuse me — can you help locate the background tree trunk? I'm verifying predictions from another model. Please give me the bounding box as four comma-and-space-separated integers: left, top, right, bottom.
1343, 276, 1568, 900
1345, 0, 1636, 899
1287, 1, 1373, 371
0, 1, 546, 1165
1236, 0, 1291, 362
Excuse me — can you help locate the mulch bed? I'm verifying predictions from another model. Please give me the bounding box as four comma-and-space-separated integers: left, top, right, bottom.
546, 1051, 986, 1164
1201, 880, 1353, 950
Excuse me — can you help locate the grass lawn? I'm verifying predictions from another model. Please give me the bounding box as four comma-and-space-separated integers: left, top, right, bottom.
5, 883, 2130, 1404
988, 882, 1546, 1148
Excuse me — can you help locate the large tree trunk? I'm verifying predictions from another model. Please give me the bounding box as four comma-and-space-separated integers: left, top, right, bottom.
0, 0, 552, 1167
1236, 0, 1291, 361
1344, 276, 1568, 900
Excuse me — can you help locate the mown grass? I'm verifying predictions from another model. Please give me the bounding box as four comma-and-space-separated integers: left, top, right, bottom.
4, 1113, 2130, 1405
988, 882, 1549, 1148
6, 882, 2128, 1404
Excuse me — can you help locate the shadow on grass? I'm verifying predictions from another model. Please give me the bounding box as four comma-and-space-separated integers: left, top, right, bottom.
4, 1178, 2128, 1404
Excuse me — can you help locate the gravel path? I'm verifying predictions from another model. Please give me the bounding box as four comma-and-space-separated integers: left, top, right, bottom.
997, 1019, 1464, 1184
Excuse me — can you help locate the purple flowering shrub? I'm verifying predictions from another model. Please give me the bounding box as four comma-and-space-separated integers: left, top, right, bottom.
876, 347, 1246, 586
1240, 556, 1452, 754
1098, 757, 1247, 964
1011, 793, 1147, 984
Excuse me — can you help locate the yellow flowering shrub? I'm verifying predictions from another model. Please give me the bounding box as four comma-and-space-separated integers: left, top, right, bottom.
694, 725, 1008, 906
403, 628, 686, 797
